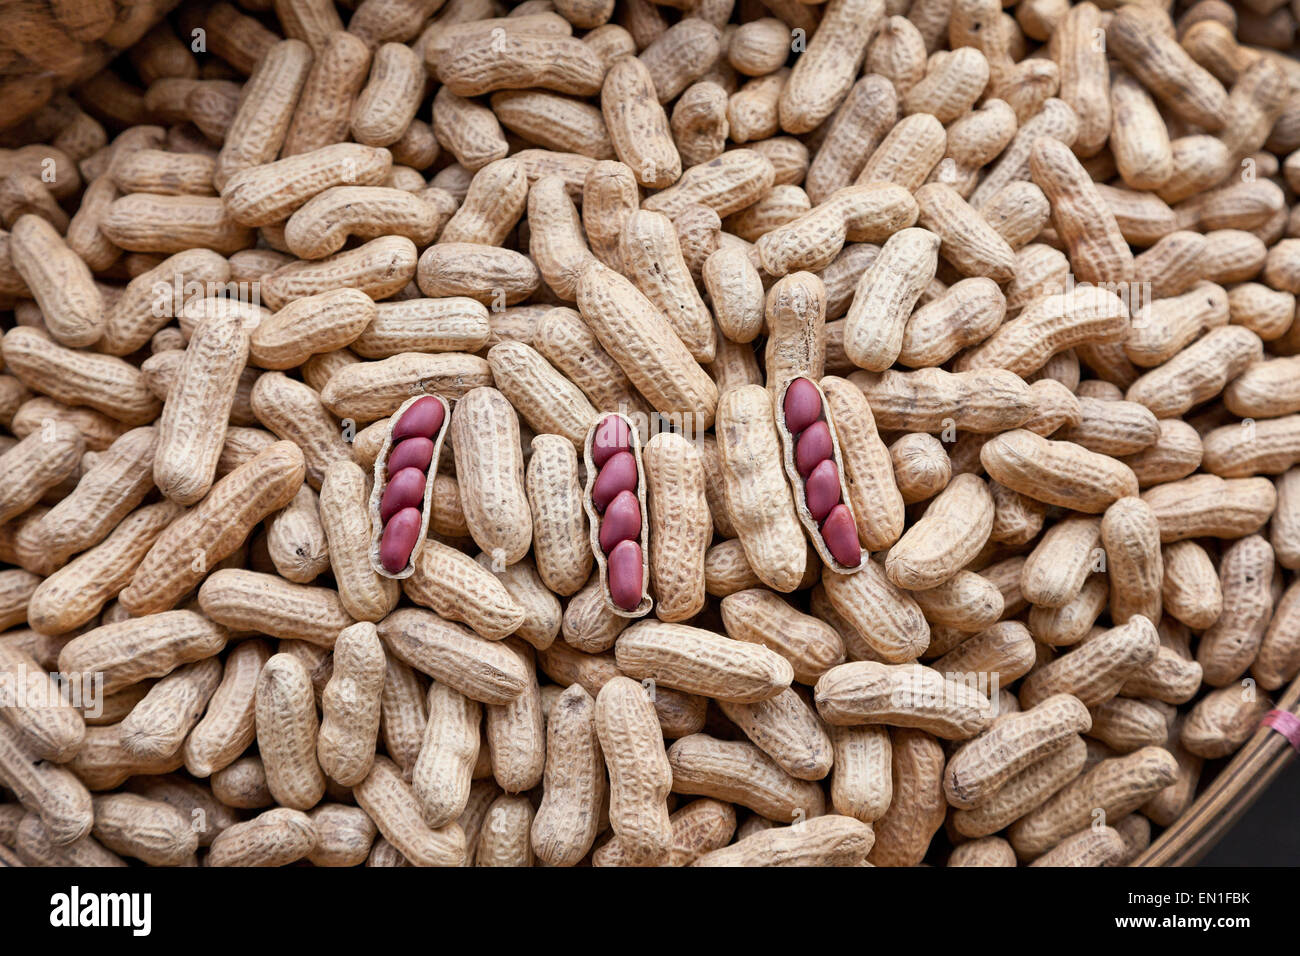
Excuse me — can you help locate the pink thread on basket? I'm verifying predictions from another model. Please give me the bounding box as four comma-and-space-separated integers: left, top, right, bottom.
1261, 710, 1300, 754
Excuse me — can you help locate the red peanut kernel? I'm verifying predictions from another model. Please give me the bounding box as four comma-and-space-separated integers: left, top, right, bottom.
591, 415, 632, 469
821, 504, 862, 568
599, 489, 641, 554
392, 396, 445, 441
795, 420, 833, 478
380, 466, 426, 522
387, 436, 435, 474
805, 458, 842, 521
607, 539, 644, 610
784, 377, 822, 434
591, 451, 637, 511
379, 507, 422, 573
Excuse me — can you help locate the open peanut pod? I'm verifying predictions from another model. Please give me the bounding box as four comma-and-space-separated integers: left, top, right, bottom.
774, 376, 867, 574
582, 411, 652, 618
367, 393, 451, 579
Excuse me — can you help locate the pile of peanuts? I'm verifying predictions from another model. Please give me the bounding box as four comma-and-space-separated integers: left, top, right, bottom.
0, 0, 1299, 869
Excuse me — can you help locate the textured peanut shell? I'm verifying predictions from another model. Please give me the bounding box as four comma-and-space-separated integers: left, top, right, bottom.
667, 733, 826, 822
0, 421, 84, 525
1009, 746, 1179, 859
27, 500, 180, 636
943, 694, 1091, 809
255, 653, 327, 811
377, 608, 529, 705
951, 735, 1088, 838
719, 687, 833, 781
120, 657, 223, 762
320, 460, 400, 622
820, 561, 929, 663
0, 643, 85, 762
594, 676, 674, 865
819, 375, 904, 551
317, 622, 386, 788
184, 639, 272, 778
354, 756, 466, 866
866, 728, 946, 867
715, 385, 807, 592
814, 661, 993, 739
719, 588, 845, 685
0, 720, 93, 846
411, 680, 481, 828
530, 684, 605, 867
198, 569, 354, 647
981, 429, 1138, 513
58, 610, 228, 696
1, 326, 159, 427
91, 793, 199, 867
642, 431, 710, 623
1019, 616, 1161, 709
119, 441, 305, 616
153, 306, 249, 509
451, 386, 533, 566
695, 814, 874, 867
615, 620, 793, 703
576, 262, 719, 427
526, 434, 592, 597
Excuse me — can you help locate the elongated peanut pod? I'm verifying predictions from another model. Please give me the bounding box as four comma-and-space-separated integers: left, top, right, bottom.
642, 432, 710, 622
595, 676, 673, 865
451, 387, 533, 567
715, 385, 807, 593
184, 639, 273, 778
530, 684, 604, 867
526, 434, 592, 597
317, 622, 386, 787
154, 310, 251, 506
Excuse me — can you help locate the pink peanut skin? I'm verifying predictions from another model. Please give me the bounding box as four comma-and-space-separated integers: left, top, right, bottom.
784, 378, 823, 434
608, 540, 645, 611
380, 507, 423, 573
387, 437, 434, 473
805, 460, 842, 521
600, 490, 642, 554
592, 452, 638, 511
796, 422, 833, 478
391, 396, 445, 440
380, 467, 426, 522
592, 415, 632, 468
821, 505, 861, 568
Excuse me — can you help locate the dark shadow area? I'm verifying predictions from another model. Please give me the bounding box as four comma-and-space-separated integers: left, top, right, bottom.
1198, 760, 1300, 866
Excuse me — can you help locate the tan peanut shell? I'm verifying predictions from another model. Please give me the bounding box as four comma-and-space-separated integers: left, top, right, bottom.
184, 639, 272, 778
530, 684, 605, 867
320, 460, 399, 622
642, 431, 710, 623
943, 694, 1092, 809
715, 384, 807, 592
667, 733, 826, 822
256, 653, 327, 811
451, 387, 534, 566
615, 620, 793, 703
595, 676, 673, 865
814, 661, 994, 739
317, 622, 386, 788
